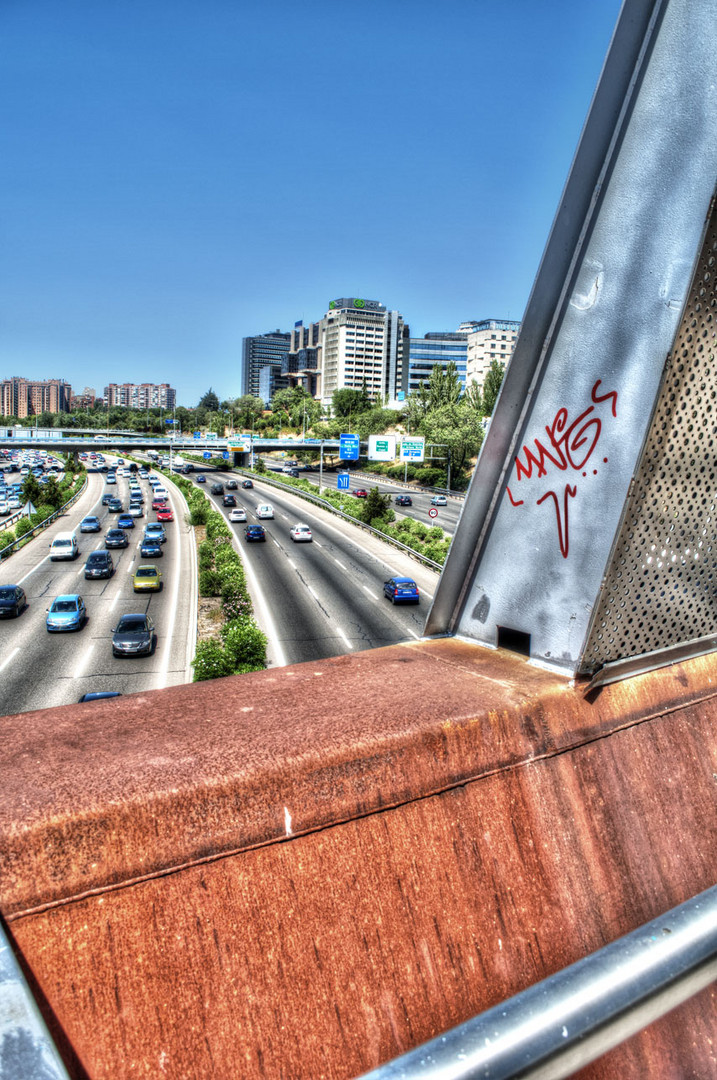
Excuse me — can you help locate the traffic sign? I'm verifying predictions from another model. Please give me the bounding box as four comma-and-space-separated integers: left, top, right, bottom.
368, 434, 396, 461
337, 472, 350, 491
165, 419, 176, 424
400, 436, 425, 462
429, 507, 438, 519
193, 431, 201, 438
222, 451, 230, 460
203, 451, 212, 459
339, 433, 360, 460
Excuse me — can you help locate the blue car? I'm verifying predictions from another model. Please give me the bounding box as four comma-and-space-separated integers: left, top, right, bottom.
143, 523, 166, 544
46, 594, 87, 632
383, 577, 420, 605
196, 474, 206, 483
139, 538, 163, 558
80, 515, 101, 532
117, 514, 135, 529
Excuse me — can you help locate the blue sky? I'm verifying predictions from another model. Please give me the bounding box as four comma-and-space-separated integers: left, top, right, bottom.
1, 0, 623, 406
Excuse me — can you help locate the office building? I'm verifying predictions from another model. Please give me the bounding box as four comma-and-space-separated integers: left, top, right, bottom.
241, 332, 291, 398
406, 332, 469, 396
104, 383, 176, 409
465, 319, 521, 388
0, 378, 72, 418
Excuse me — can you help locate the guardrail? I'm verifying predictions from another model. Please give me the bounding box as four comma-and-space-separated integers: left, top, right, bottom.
0, 478, 88, 561
237, 471, 444, 572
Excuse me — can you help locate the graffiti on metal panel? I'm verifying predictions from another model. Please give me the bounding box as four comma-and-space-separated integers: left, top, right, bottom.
505, 380, 618, 558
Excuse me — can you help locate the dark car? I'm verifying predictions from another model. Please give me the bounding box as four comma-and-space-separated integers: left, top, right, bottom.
223, 494, 237, 507
0, 585, 26, 618
242, 479, 253, 489
196, 474, 206, 483
395, 494, 413, 506
226, 479, 238, 490
84, 550, 114, 579
140, 537, 164, 558
78, 691, 122, 703
245, 524, 266, 542
112, 613, 156, 657
383, 577, 420, 604
105, 528, 129, 549
108, 498, 123, 512
210, 482, 224, 495
117, 514, 135, 530
101, 493, 115, 506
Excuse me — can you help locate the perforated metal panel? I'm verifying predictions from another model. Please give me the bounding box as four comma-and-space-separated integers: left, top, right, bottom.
580, 200, 717, 673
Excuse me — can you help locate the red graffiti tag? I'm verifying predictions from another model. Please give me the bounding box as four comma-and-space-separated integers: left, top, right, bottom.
507, 379, 617, 558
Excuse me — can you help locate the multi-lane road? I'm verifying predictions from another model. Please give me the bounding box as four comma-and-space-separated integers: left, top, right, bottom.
0, 466, 196, 716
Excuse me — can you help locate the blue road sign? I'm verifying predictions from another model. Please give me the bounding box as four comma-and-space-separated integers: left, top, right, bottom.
339, 433, 360, 460
337, 472, 350, 491
193, 431, 201, 438
165, 418, 176, 424
222, 451, 230, 459
203, 451, 212, 459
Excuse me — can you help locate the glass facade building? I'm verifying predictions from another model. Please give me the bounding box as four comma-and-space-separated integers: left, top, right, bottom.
405, 333, 469, 395
241, 332, 291, 399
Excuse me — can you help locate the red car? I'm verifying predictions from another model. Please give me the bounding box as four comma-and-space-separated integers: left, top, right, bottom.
354, 489, 368, 498
152, 497, 167, 510
156, 507, 174, 522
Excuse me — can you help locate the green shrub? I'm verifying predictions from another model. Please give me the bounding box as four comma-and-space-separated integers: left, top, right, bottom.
198, 541, 215, 570
189, 500, 209, 525
0, 529, 15, 549
31, 504, 56, 525
199, 568, 221, 596
14, 518, 33, 538
221, 618, 267, 670
192, 640, 233, 681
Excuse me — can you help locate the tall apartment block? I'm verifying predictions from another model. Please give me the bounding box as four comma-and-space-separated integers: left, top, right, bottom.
284, 298, 409, 408
241, 331, 291, 399
405, 332, 469, 396
464, 319, 521, 387
104, 383, 176, 409
0, 377, 72, 417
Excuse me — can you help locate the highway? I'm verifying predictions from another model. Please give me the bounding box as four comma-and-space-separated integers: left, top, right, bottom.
192, 470, 438, 667
0, 464, 196, 716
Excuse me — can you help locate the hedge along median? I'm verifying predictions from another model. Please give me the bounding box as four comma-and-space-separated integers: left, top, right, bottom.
154, 467, 267, 682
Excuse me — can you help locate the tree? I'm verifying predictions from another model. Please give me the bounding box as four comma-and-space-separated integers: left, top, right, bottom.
480, 360, 506, 416
359, 487, 393, 526
233, 395, 265, 428
332, 386, 370, 418
419, 401, 484, 489
21, 474, 43, 506
198, 388, 220, 411
406, 360, 463, 426
464, 380, 484, 412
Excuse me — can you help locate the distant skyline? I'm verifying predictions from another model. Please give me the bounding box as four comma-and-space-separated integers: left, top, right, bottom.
1, 1, 623, 406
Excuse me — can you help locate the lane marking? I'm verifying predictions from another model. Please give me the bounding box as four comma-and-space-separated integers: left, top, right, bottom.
287, 559, 296, 569
362, 585, 379, 598
334, 559, 347, 570
110, 589, 122, 609
73, 644, 95, 680
0, 646, 20, 673
336, 628, 353, 650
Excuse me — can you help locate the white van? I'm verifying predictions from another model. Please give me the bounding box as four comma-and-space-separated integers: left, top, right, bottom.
50, 532, 79, 560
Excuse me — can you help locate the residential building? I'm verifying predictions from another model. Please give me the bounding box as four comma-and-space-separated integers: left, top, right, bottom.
284, 298, 409, 408
0, 378, 72, 417
103, 383, 176, 409
71, 386, 97, 410
241, 331, 291, 398
465, 319, 521, 388
405, 332, 469, 396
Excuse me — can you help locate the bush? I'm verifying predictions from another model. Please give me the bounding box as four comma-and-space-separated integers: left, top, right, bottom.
192, 640, 233, 681
31, 504, 56, 525
14, 518, 33, 538
189, 500, 209, 525
199, 568, 221, 596
198, 541, 215, 570
0, 528, 15, 549
221, 619, 267, 670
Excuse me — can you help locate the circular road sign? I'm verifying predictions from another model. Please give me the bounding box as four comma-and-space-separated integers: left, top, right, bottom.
203, 451, 212, 459
428, 507, 439, 519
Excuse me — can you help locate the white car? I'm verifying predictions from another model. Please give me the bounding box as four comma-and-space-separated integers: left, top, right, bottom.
7, 497, 21, 510
0, 500, 10, 516
229, 507, 247, 522
430, 494, 448, 506
256, 504, 274, 519
290, 524, 312, 543
129, 504, 144, 517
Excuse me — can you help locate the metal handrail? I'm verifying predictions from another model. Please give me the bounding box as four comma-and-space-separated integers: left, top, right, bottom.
357, 884, 717, 1080
0, 477, 88, 560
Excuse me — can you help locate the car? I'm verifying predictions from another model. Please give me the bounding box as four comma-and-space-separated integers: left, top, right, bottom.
156, 507, 174, 522
108, 498, 123, 512
245, 524, 266, 542
354, 489, 368, 498
383, 577, 420, 604
288, 468, 300, 477
105, 528, 129, 549
101, 493, 115, 506
7, 497, 21, 510
105, 474, 116, 484
151, 497, 167, 510
139, 537, 163, 558
144, 523, 167, 543
78, 691, 122, 703
242, 479, 253, 489
223, 494, 237, 507
430, 495, 448, 506
80, 515, 102, 532
0, 501, 10, 516
196, 474, 206, 483
0, 585, 26, 618
128, 503, 144, 517
395, 495, 413, 506
138, 470, 149, 479
228, 507, 247, 523
132, 565, 163, 592
112, 613, 155, 657
116, 459, 125, 465
46, 594, 87, 632
290, 524, 313, 543
210, 483, 224, 495
50, 532, 79, 560
84, 550, 114, 579
117, 514, 135, 530
256, 504, 274, 519
226, 479, 238, 490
